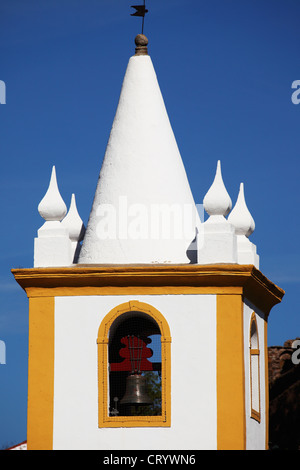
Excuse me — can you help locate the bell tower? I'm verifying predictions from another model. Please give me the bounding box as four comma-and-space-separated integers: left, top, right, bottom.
12, 33, 284, 450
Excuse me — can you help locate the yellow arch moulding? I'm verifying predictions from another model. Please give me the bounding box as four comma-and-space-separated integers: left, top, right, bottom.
249, 312, 261, 423
97, 300, 172, 428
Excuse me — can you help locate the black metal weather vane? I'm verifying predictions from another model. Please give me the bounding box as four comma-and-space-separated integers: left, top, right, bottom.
131, 1, 148, 35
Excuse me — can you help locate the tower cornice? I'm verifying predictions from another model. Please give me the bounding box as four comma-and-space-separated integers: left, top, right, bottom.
12, 264, 284, 315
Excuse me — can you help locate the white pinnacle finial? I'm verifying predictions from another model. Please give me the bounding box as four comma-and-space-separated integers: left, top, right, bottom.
61, 194, 85, 263
38, 166, 67, 221
228, 183, 255, 237
197, 161, 237, 264
203, 160, 232, 218
34, 166, 72, 267
62, 194, 85, 243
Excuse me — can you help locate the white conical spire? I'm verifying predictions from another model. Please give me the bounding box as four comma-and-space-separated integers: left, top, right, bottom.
38, 166, 67, 222
79, 35, 200, 264
61, 194, 85, 263
203, 160, 232, 219
227, 183, 255, 237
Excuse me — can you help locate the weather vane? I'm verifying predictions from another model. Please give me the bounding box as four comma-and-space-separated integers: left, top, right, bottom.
131, 1, 148, 35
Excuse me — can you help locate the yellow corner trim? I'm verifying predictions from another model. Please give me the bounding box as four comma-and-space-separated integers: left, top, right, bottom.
217, 294, 246, 450
27, 297, 54, 450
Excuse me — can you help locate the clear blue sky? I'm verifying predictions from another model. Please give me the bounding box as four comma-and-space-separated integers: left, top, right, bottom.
0, 0, 299, 449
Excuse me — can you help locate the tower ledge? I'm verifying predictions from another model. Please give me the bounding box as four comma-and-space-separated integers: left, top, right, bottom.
12, 264, 284, 315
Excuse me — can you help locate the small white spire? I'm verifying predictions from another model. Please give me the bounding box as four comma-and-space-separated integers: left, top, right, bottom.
227, 183, 255, 237
38, 166, 67, 222
203, 160, 232, 219
34, 166, 72, 267
62, 194, 85, 242
61, 194, 85, 263
197, 161, 237, 264
228, 183, 259, 267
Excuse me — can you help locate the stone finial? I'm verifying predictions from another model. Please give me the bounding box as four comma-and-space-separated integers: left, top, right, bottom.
38, 166, 67, 222
135, 34, 148, 56
203, 160, 232, 220
34, 166, 72, 267
227, 183, 255, 237
228, 183, 259, 267
61, 194, 85, 263
197, 161, 237, 264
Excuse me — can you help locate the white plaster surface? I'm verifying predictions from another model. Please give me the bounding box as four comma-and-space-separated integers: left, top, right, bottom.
79, 54, 199, 264
8, 442, 27, 450
53, 294, 217, 450
34, 235, 72, 267
243, 299, 266, 450
236, 235, 259, 268
197, 217, 237, 264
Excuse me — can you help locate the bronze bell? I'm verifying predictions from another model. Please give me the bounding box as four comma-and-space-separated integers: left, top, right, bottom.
120, 373, 153, 406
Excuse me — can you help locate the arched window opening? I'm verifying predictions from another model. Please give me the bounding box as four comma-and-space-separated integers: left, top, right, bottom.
250, 313, 261, 422
108, 312, 162, 417
97, 301, 171, 428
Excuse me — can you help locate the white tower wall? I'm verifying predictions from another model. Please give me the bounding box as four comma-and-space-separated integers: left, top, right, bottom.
52, 294, 217, 450
243, 300, 267, 450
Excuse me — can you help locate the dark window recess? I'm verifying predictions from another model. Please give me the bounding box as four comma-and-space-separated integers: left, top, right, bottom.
108, 313, 162, 417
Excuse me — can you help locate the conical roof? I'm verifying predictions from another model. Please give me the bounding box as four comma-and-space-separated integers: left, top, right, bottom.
79, 35, 199, 264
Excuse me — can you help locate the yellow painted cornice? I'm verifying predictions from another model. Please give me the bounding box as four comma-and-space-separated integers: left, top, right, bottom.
11, 263, 284, 315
